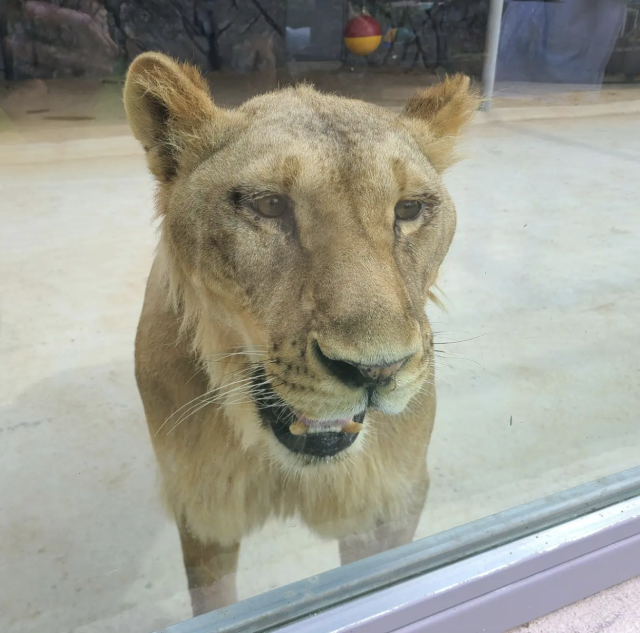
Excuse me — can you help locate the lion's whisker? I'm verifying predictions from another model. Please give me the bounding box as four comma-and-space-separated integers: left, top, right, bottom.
434, 333, 486, 345
434, 350, 484, 369
160, 374, 267, 436
155, 388, 218, 436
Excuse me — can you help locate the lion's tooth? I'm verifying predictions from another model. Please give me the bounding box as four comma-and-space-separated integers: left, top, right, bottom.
289, 420, 308, 435
343, 421, 364, 434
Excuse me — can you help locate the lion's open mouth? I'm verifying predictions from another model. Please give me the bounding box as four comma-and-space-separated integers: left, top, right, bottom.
252, 372, 365, 458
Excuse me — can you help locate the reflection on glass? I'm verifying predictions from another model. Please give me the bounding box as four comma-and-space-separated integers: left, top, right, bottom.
1, 1, 639, 632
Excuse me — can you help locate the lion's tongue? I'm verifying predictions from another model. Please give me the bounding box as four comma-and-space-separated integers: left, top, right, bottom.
289, 416, 363, 435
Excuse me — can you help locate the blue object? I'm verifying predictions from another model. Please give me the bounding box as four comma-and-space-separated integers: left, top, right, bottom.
497, 0, 628, 84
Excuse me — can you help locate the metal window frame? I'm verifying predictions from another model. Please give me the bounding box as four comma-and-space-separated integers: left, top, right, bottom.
158, 466, 640, 633
277, 495, 640, 633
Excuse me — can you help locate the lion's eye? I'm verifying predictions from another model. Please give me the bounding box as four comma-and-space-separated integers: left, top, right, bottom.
394, 199, 423, 221
253, 195, 289, 218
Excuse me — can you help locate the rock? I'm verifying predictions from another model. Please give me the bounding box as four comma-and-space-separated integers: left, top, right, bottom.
116, 0, 210, 69
3, 0, 119, 79
0, 0, 287, 79
209, 0, 285, 73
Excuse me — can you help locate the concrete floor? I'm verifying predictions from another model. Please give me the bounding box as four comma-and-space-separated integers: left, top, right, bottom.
1, 103, 640, 631
511, 576, 640, 633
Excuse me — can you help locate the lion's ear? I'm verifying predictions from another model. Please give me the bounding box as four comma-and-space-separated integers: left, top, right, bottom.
400, 74, 479, 173
124, 52, 217, 182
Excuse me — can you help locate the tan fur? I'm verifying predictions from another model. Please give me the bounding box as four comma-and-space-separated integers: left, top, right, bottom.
401, 74, 477, 173
124, 53, 478, 613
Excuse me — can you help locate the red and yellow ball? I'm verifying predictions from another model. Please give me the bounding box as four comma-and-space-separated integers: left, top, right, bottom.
344, 15, 382, 56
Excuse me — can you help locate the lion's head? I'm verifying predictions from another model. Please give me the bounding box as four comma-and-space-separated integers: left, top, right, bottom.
125, 53, 477, 465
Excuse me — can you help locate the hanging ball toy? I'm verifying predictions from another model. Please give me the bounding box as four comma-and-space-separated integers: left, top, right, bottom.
344, 14, 382, 56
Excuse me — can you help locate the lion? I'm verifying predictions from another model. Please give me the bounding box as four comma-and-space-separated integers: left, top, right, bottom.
123, 52, 478, 615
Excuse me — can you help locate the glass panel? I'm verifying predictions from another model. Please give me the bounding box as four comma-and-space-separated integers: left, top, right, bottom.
1, 1, 639, 632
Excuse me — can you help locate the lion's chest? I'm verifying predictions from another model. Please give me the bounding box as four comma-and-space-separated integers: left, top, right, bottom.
162, 408, 427, 546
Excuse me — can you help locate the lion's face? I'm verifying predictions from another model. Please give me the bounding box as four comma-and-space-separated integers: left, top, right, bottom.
125, 54, 477, 464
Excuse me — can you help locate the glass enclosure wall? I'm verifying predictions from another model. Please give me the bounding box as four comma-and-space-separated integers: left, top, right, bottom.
1, 1, 639, 632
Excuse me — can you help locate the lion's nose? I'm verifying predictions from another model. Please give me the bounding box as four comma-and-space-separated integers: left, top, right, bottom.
355, 361, 405, 387
314, 342, 411, 388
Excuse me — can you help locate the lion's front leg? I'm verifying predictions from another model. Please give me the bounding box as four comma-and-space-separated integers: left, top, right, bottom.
178, 520, 240, 617
338, 471, 430, 566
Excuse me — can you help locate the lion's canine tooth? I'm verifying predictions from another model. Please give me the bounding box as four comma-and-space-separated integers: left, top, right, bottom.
343, 421, 364, 434
289, 420, 308, 435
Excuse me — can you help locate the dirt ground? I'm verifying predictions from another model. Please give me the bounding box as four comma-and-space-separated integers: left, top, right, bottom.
2, 68, 640, 145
